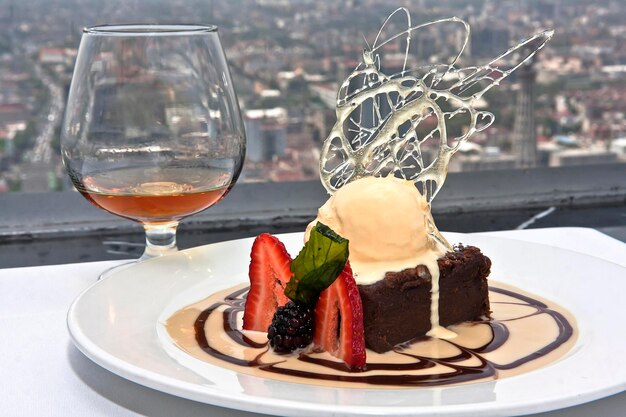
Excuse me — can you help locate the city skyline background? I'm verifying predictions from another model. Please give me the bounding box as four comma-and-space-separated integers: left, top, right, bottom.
0, 0, 625, 192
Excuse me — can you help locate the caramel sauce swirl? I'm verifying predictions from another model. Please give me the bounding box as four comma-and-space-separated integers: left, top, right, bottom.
165, 282, 576, 388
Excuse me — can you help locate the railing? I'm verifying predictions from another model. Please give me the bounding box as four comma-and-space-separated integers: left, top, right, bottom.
1, 163, 625, 268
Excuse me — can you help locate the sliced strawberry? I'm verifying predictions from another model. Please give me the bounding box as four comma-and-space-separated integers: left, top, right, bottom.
243, 234, 293, 331
313, 263, 366, 370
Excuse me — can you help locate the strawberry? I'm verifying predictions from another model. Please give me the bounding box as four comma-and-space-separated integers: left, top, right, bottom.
243, 234, 293, 331
313, 263, 366, 370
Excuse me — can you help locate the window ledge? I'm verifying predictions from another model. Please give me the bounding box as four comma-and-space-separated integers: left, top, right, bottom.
1, 164, 625, 267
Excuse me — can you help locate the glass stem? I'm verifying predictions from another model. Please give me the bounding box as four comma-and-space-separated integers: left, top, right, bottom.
141, 222, 179, 260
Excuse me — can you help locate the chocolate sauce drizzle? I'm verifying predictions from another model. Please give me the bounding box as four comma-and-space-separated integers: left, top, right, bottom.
193, 285, 574, 387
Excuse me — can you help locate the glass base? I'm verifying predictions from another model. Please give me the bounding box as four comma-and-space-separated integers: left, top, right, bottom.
139, 242, 179, 261
98, 222, 181, 280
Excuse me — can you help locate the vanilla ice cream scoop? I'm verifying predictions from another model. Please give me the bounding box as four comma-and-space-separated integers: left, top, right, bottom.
306, 176, 449, 285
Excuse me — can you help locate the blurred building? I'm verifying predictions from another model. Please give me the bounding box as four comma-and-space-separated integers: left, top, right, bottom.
244, 108, 287, 162
470, 26, 510, 59
450, 144, 518, 171
0, 103, 29, 125
512, 49, 538, 168
454, 154, 518, 171
38, 48, 77, 66
309, 83, 337, 109
550, 149, 618, 166
610, 138, 626, 159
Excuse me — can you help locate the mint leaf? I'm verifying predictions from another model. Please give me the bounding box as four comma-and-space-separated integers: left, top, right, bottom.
284, 222, 349, 306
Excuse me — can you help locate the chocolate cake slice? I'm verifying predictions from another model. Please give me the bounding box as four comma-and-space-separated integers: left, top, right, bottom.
358, 245, 491, 353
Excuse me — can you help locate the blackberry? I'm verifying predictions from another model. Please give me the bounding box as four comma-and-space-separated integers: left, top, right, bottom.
267, 301, 314, 353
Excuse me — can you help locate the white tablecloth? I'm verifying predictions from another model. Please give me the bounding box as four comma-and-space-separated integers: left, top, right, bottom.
1, 227, 625, 417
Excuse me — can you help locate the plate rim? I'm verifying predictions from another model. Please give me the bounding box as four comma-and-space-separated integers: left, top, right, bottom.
67, 232, 626, 417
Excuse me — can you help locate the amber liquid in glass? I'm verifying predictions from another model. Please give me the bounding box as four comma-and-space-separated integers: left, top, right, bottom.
74, 167, 233, 224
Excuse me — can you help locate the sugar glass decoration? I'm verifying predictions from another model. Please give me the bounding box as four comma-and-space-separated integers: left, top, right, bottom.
320, 8, 553, 201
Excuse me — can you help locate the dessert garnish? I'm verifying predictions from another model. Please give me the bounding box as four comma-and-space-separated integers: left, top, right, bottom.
267, 302, 314, 353
283, 222, 349, 306
312, 263, 366, 370
243, 222, 366, 369
241, 233, 292, 332
320, 8, 553, 199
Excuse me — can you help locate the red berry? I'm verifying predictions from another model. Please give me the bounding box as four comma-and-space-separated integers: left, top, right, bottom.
313, 263, 366, 370
243, 234, 293, 331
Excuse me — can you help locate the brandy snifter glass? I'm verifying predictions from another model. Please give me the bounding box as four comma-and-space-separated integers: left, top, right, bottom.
62, 24, 245, 263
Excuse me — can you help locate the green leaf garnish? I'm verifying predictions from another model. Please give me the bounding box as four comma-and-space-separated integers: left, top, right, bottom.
284, 222, 349, 306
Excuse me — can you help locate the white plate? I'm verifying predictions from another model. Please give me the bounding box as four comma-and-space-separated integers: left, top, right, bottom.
67, 232, 626, 417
